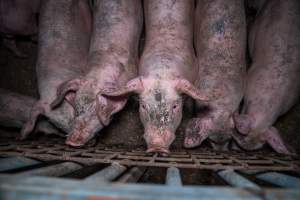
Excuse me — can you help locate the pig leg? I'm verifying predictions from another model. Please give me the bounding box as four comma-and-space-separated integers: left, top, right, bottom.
0, 89, 61, 137
19, 101, 47, 139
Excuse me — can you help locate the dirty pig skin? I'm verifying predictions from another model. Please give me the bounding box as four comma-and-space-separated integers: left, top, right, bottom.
0, 88, 62, 136
102, 0, 209, 155
51, 0, 143, 147
233, 0, 300, 154
184, 0, 246, 151
20, 0, 92, 139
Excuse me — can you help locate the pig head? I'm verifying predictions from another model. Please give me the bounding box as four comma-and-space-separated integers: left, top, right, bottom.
101, 77, 208, 155
50, 72, 128, 147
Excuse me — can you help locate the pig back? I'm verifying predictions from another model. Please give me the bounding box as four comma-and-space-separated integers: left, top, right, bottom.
36, 0, 91, 101
140, 0, 196, 81
247, 0, 300, 118
195, 0, 246, 113
87, 0, 142, 80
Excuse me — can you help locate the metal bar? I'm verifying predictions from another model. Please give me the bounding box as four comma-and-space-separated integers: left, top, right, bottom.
15, 162, 82, 177
84, 162, 127, 183
1, 152, 299, 171
217, 170, 260, 189
166, 167, 182, 186
118, 167, 146, 183
256, 172, 300, 189
0, 157, 40, 172
1, 138, 300, 171
0, 175, 270, 200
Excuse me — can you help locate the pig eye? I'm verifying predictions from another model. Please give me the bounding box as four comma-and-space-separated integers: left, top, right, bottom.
141, 104, 146, 110
172, 102, 180, 111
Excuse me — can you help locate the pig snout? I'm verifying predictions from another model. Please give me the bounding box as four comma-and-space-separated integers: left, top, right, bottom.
65, 116, 102, 147
144, 127, 175, 156
65, 129, 89, 147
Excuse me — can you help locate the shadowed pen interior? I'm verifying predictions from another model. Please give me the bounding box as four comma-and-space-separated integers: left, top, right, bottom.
0, 0, 300, 199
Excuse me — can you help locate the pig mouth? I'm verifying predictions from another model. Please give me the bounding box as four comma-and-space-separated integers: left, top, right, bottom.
65, 129, 96, 147
65, 139, 85, 147
146, 147, 170, 157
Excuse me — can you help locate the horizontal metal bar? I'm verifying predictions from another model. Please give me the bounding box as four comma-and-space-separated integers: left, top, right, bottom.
15, 162, 82, 177
1, 175, 300, 199
118, 167, 146, 183
256, 172, 300, 189
0, 175, 271, 200
217, 170, 260, 189
84, 162, 127, 183
1, 137, 300, 172
2, 152, 298, 171
0, 157, 40, 172
166, 167, 182, 186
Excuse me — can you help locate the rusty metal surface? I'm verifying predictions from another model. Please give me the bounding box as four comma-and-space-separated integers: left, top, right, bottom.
0, 137, 300, 171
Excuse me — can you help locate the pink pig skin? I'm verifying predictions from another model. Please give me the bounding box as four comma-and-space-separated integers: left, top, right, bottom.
0, 89, 62, 136
184, 0, 247, 151
20, 0, 92, 139
51, 0, 143, 147
101, 0, 209, 155
233, 0, 300, 154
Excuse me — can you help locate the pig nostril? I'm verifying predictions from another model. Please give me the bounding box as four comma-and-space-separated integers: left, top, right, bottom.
160, 152, 169, 157
146, 147, 170, 156
65, 139, 84, 148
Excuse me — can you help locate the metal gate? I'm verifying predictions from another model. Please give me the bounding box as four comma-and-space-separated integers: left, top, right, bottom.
1, 136, 300, 200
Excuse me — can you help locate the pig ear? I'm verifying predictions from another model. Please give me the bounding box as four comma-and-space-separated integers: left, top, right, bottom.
95, 93, 127, 126
263, 127, 294, 155
101, 77, 144, 97
233, 112, 253, 135
175, 79, 209, 102
50, 78, 84, 109
19, 102, 46, 140
184, 118, 210, 148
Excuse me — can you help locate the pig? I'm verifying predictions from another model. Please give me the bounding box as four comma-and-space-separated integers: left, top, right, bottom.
0, 88, 61, 136
101, 0, 209, 155
184, 0, 247, 151
20, 0, 92, 139
50, 0, 143, 147
233, 0, 300, 154
0, 0, 40, 57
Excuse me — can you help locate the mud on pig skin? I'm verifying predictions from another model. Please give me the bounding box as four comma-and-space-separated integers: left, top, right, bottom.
233, 0, 300, 154
20, 0, 92, 139
51, 0, 143, 147
184, 0, 247, 151
102, 0, 209, 155
0, 88, 62, 136
0, 0, 40, 57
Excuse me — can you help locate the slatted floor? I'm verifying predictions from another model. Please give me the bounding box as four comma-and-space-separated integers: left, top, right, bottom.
0, 137, 299, 171
0, 136, 300, 199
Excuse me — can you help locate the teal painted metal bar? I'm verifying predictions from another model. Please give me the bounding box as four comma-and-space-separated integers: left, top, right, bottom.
166, 167, 182, 186
15, 162, 82, 177
0, 175, 267, 200
84, 162, 127, 183
256, 172, 300, 189
118, 166, 146, 183
0, 157, 40, 172
218, 170, 260, 189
